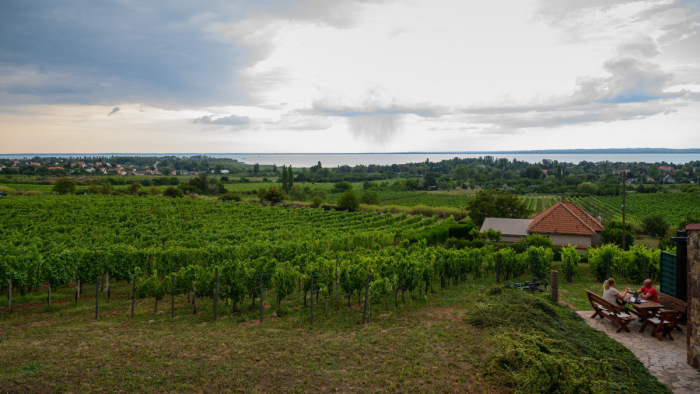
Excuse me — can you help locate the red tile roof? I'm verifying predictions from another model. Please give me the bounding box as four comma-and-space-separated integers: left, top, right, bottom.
528, 200, 603, 236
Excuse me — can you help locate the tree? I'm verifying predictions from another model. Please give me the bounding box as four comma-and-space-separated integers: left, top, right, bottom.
641, 214, 670, 238
453, 165, 468, 181
466, 189, 532, 226
601, 222, 634, 249
359, 190, 379, 205
522, 165, 543, 180
422, 172, 438, 189
577, 182, 598, 195
332, 181, 352, 193
53, 178, 76, 194
337, 190, 359, 210
260, 186, 285, 203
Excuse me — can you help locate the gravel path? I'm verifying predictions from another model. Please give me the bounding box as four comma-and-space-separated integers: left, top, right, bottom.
577, 310, 700, 393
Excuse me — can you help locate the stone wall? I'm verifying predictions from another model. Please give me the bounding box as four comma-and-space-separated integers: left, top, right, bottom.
687, 224, 700, 370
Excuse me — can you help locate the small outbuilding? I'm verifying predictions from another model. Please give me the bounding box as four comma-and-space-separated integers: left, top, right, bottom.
480, 218, 530, 243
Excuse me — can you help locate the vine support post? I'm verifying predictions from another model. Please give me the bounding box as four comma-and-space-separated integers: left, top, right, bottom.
8, 279, 12, 315
362, 273, 371, 325
171, 274, 175, 319
213, 269, 218, 321
642, 256, 647, 285
95, 276, 99, 320
259, 272, 264, 323
310, 274, 314, 325
606, 256, 611, 281
131, 275, 135, 318
76, 279, 80, 304
495, 255, 500, 283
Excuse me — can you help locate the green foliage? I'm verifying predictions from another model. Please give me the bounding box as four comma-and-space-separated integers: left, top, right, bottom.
576, 181, 598, 195
359, 190, 379, 205
259, 186, 286, 203
163, 186, 184, 198
600, 222, 634, 249
218, 192, 241, 202
331, 181, 352, 194
53, 178, 76, 195
560, 245, 580, 283
526, 246, 553, 281
587, 244, 622, 283
337, 189, 359, 210
641, 213, 670, 238
466, 189, 532, 226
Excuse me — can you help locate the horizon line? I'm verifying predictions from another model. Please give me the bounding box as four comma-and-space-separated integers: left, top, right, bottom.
2, 148, 700, 156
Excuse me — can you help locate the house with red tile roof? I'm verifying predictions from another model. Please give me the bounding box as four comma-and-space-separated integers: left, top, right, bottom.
528, 200, 603, 248
480, 199, 603, 249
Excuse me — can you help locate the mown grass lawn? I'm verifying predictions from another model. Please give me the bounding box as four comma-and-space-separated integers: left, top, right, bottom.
0, 264, 668, 393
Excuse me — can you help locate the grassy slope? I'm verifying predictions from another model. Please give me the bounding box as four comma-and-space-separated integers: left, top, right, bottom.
0, 270, 667, 393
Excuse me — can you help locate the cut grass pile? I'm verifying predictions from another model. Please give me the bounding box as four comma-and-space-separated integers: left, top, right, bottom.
0, 270, 668, 393
468, 288, 669, 393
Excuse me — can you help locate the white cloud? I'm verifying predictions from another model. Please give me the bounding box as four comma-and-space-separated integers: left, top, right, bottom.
1, 0, 699, 153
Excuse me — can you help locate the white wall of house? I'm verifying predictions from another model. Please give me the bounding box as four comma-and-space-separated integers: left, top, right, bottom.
539, 234, 592, 248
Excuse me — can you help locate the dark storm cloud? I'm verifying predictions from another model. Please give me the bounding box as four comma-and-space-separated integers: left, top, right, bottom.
0, 1, 248, 105
0, 0, 390, 107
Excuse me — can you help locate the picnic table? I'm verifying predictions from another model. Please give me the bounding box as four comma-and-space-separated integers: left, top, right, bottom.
622, 295, 676, 340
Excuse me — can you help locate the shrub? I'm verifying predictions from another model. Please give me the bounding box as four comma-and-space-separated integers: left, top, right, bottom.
337, 189, 359, 210
219, 193, 241, 202
53, 178, 76, 194
260, 186, 285, 203
359, 190, 379, 205
163, 186, 184, 198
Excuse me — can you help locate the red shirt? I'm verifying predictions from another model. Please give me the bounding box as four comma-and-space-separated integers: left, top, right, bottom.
638, 285, 659, 303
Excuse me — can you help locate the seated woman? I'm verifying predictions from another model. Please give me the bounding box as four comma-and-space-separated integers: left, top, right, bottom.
603, 278, 630, 305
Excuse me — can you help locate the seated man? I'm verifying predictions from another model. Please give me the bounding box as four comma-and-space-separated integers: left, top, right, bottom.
638, 279, 659, 303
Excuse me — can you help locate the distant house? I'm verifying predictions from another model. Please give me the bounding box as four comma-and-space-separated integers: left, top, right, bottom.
528, 200, 603, 248
480, 200, 603, 249
662, 174, 676, 184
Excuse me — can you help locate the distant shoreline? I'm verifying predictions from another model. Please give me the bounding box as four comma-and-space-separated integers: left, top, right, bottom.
2, 148, 700, 156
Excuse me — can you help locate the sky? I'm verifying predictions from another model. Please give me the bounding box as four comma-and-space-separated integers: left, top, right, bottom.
1, 0, 699, 154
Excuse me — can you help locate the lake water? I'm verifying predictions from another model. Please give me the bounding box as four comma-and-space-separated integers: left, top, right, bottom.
2, 152, 699, 167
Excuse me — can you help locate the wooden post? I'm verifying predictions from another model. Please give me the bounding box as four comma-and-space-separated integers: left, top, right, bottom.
550, 270, 559, 303
131, 276, 135, 318
48, 283, 51, 308
95, 276, 99, 320
8, 279, 12, 314
310, 274, 314, 325
106, 272, 111, 300
362, 274, 371, 325
213, 269, 218, 321
495, 254, 501, 283
171, 275, 175, 319
76, 279, 80, 304
259, 273, 263, 323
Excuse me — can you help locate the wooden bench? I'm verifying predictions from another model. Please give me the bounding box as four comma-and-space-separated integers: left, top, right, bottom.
586, 290, 635, 333
658, 292, 687, 332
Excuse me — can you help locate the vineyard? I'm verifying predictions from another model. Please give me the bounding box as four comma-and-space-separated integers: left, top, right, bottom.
568, 193, 700, 225
1, 194, 665, 321
0, 195, 553, 317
